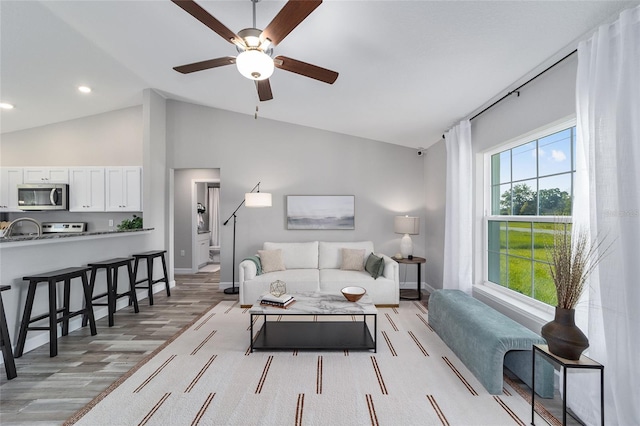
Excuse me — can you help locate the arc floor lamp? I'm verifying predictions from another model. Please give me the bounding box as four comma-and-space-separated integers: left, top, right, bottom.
223, 182, 272, 295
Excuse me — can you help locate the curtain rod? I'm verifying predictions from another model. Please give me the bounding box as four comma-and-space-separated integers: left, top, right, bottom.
442, 48, 577, 139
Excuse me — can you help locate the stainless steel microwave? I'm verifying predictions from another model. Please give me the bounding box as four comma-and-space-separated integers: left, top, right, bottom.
17, 184, 69, 211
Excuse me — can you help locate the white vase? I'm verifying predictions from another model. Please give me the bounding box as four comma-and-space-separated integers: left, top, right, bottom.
400, 233, 413, 258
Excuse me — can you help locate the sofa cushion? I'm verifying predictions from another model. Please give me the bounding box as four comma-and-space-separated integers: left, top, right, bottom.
365, 253, 385, 279
319, 241, 374, 269
258, 249, 286, 273
341, 248, 365, 271
264, 241, 319, 269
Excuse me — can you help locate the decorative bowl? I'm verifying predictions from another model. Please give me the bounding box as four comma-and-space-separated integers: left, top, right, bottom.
341, 286, 366, 302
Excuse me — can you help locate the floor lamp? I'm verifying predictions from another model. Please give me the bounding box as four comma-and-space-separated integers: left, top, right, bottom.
222, 182, 272, 295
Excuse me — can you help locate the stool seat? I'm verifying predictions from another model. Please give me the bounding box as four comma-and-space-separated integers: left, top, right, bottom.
132, 250, 169, 306
15, 266, 96, 358
83, 257, 139, 327
0, 285, 17, 379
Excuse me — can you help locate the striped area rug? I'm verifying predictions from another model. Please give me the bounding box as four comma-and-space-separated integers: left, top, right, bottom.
66, 300, 548, 426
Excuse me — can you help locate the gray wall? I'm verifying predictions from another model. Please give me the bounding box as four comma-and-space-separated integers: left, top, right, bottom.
174, 168, 220, 270
166, 100, 426, 288
423, 54, 578, 326
0, 106, 143, 167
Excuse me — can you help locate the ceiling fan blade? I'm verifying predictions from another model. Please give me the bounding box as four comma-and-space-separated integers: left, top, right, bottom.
260, 0, 322, 46
173, 57, 236, 74
274, 56, 338, 84
255, 79, 273, 102
172, 0, 245, 48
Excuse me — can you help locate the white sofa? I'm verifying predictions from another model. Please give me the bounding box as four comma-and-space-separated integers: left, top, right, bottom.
239, 241, 399, 307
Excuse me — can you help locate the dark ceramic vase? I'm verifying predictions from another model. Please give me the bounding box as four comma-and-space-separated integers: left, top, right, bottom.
541, 307, 589, 360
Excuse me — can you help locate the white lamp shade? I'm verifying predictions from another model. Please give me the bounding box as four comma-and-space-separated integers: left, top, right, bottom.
394, 216, 420, 235
245, 192, 272, 207
236, 50, 274, 81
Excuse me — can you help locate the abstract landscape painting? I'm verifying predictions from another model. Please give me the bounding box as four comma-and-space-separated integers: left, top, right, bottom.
287, 195, 355, 230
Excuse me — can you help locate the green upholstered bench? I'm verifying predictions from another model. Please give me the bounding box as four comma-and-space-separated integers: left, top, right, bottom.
428, 289, 554, 398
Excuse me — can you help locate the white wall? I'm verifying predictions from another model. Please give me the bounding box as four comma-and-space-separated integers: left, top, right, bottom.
166, 100, 426, 288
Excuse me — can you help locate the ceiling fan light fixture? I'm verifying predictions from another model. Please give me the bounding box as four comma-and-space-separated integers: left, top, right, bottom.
236, 49, 274, 81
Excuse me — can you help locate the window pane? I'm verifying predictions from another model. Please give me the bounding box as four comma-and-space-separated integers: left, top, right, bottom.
491, 151, 511, 185
507, 256, 532, 297
533, 222, 555, 261
508, 180, 537, 215
488, 252, 507, 286
538, 174, 572, 215
495, 183, 511, 215
507, 222, 532, 258
512, 141, 537, 181
538, 129, 572, 177
487, 220, 505, 253
533, 261, 557, 305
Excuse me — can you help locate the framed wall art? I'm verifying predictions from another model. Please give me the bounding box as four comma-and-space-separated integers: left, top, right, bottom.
286, 195, 355, 230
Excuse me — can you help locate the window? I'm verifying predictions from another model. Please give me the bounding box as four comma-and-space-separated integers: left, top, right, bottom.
485, 123, 576, 306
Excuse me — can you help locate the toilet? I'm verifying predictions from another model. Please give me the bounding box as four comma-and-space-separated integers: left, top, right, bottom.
209, 246, 220, 263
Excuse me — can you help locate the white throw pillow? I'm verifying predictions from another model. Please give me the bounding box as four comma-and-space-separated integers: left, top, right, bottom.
340, 248, 365, 271
258, 249, 286, 273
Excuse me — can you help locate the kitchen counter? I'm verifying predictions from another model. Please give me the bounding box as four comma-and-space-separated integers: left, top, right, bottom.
0, 227, 154, 246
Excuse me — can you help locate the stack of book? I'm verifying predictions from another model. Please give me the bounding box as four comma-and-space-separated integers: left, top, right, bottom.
260, 294, 295, 308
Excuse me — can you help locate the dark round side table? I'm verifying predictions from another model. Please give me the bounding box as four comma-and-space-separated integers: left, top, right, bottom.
394, 256, 426, 301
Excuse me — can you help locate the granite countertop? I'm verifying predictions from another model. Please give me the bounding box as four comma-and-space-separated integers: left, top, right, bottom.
0, 227, 154, 244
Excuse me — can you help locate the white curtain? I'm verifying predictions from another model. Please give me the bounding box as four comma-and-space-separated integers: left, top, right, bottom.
443, 120, 473, 293
571, 6, 640, 425
208, 187, 220, 247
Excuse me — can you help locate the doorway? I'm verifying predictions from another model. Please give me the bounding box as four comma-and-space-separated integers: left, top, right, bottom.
173, 169, 220, 275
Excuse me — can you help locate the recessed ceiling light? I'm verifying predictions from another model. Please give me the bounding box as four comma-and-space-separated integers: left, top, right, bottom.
78, 86, 92, 93
0, 102, 15, 110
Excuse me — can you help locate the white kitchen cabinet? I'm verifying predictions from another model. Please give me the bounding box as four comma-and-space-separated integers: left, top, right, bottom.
105, 167, 142, 212
68, 167, 105, 212
0, 168, 24, 211
23, 167, 69, 183
197, 232, 211, 267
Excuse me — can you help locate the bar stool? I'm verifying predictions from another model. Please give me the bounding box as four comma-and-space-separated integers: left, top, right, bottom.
131, 250, 170, 306
0, 285, 17, 379
14, 267, 96, 358
82, 258, 139, 327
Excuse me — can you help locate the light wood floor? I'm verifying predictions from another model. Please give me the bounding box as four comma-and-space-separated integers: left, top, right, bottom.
0, 270, 233, 425
1, 274, 579, 425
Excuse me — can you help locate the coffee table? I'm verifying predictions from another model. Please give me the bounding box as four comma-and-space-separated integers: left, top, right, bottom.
249, 292, 377, 352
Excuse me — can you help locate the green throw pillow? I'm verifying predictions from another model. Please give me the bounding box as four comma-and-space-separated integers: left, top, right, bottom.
365, 253, 385, 279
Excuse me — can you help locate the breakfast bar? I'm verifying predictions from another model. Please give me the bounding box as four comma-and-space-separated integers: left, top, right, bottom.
0, 228, 160, 357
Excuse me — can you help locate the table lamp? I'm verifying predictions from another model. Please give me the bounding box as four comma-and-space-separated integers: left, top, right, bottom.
394, 215, 419, 259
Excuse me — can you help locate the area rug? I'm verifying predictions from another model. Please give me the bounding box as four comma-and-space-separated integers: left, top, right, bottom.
66, 301, 549, 426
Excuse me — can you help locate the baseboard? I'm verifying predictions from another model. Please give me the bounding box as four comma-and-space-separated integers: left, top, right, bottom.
174, 268, 195, 274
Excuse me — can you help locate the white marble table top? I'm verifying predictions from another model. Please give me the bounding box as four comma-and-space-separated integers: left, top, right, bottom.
249, 291, 377, 315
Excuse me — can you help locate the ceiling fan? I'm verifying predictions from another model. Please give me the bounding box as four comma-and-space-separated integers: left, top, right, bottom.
171, 0, 339, 102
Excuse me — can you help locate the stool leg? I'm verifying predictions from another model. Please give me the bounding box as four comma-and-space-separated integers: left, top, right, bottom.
107, 266, 116, 327
62, 278, 71, 337
130, 257, 140, 306
127, 261, 139, 313
146, 258, 154, 306
160, 253, 170, 297
82, 267, 98, 327
0, 295, 17, 379
14, 282, 37, 358
48, 279, 58, 357
81, 272, 97, 336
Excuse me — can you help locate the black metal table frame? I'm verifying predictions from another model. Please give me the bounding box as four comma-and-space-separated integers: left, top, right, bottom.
531, 344, 604, 426
250, 312, 377, 353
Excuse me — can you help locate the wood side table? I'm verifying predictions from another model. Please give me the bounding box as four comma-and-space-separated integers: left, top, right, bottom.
394, 256, 426, 301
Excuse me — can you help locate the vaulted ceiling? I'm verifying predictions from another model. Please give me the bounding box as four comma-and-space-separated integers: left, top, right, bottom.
1, 1, 637, 148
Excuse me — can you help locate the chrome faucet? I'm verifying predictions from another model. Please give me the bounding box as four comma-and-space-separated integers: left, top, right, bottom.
3, 218, 42, 238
